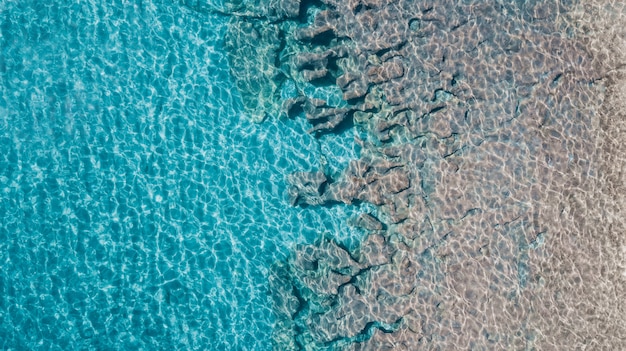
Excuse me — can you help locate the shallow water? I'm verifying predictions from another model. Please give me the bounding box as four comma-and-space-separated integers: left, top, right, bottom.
3, 0, 626, 349
0, 1, 369, 349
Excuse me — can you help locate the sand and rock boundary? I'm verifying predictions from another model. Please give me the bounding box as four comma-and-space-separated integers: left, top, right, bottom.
209, 0, 626, 349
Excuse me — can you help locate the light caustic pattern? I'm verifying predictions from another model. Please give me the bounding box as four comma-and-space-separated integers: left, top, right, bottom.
0, 1, 370, 350
233, 0, 626, 350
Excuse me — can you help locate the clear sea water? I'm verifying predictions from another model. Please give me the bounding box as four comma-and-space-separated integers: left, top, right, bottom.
0, 1, 367, 349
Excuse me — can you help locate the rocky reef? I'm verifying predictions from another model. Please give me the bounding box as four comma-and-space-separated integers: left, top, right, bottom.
221, 0, 626, 349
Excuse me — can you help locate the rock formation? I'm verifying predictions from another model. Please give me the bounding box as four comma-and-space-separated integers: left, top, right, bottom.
222, 0, 626, 349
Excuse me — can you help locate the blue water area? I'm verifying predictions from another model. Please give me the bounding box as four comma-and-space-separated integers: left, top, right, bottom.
0, 1, 366, 349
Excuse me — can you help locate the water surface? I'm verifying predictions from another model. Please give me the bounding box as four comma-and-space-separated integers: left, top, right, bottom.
0, 1, 366, 349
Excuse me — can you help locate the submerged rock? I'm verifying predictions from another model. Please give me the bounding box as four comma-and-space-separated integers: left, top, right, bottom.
222, 0, 626, 349
349, 213, 384, 231
281, 96, 307, 118
267, 0, 626, 349
269, 0, 301, 19
295, 25, 336, 43
286, 171, 328, 206
224, 19, 284, 122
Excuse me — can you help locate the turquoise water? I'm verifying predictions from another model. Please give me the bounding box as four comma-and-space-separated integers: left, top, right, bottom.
0, 1, 366, 349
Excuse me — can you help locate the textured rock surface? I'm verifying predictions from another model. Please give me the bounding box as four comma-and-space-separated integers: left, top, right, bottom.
348, 213, 384, 231
225, 0, 626, 349
287, 170, 328, 206
224, 19, 285, 122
